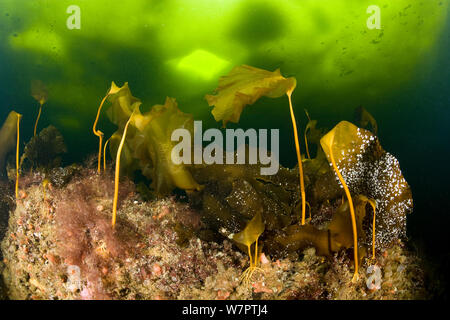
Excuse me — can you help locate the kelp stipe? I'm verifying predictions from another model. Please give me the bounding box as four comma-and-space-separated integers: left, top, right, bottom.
111, 109, 136, 228
31, 80, 48, 137
286, 88, 306, 226
232, 211, 265, 285
15, 112, 22, 199
320, 124, 360, 281
103, 136, 111, 172
358, 195, 377, 260
93, 82, 122, 174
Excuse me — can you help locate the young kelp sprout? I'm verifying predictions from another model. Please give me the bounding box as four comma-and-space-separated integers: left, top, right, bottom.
303, 109, 326, 160
232, 211, 265, 285
205, 65, 307, 225
354, 106, 378, 135
31, 80, 48, 136
93, 82, 122, 173
15, 113, 22, 199
320, 124, 360, 281
304, 110, 312, 159
111, 109, 136, 228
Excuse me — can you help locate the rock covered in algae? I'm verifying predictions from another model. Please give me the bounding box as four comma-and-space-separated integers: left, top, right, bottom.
0, 166, 427, 300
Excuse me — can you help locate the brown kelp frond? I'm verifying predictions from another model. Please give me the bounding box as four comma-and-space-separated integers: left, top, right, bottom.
31, 80, 48, 106
31, 80, 48, 136
205, 65, 297, 127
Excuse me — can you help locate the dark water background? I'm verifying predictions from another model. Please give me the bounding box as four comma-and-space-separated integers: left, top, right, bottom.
0, 0, 449, 297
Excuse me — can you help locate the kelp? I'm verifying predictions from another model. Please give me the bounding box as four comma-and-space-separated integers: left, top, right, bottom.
274, 197, 370, 258
206, 65, 307, 225
105, 82, 201, 195
112, 107, 137, 228
20, 125, 67, 170
205, 65, 296, 127
304, 110, 327, 159
319, 121, 412, 249
232, 211, 265, 284
93, 82, 137, 173
15, 113, 22, 199
320, 121, 361, 279
0, 111, 20, 175
132, 98, 202, 194
354, 106, 378, 135
96, 75, 412, 283
31, 80, 48, 137
189, 119, 412, 275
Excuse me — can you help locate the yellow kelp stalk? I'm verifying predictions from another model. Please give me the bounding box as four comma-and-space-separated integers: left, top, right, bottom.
33, 103, 43, 137
103, 136, 111, 172
93, 95, 107, 174
15, 113, 22, 199
330, 141, 358, 280
111, 110, 135, 228
31, 80, 48, 137
286, 88, 306, 225
320, 126, 359, 281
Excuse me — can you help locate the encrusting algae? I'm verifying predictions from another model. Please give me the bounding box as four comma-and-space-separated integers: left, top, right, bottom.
0, 65, 425, 300
0, 166, 427, 300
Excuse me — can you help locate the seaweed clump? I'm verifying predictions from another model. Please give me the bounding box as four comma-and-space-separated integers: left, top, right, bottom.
102, 82, 202, 196
20, 125, 67, 171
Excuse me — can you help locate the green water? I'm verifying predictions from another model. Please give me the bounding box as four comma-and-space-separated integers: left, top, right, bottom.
0, 0, 449, 296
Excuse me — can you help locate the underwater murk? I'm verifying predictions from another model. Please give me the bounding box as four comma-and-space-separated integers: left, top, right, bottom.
0, 0, 449, 301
